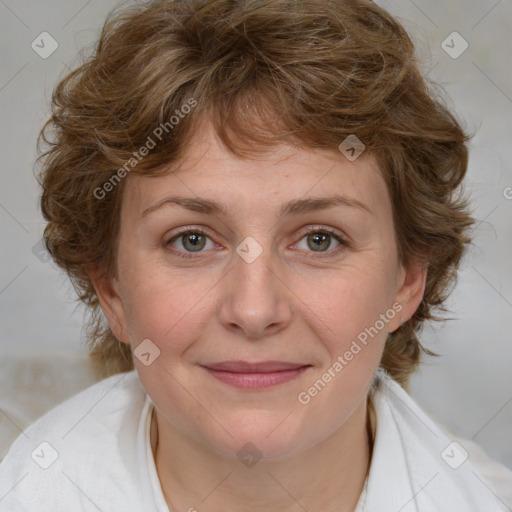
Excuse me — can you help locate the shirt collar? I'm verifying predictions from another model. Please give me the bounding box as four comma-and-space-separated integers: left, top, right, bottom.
363, 368, 506, 511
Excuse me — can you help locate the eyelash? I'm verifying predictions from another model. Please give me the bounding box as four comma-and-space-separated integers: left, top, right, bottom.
164, 226, 349, 260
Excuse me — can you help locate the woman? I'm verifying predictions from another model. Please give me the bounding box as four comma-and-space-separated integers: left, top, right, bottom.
1, 0, 511, 510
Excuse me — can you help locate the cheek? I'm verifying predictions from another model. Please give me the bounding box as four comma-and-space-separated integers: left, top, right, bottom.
119, 261, 215, 353
299, 264, 396, 348
292, 269, 393, 427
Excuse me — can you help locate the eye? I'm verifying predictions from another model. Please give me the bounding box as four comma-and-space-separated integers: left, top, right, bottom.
165, 226, 349, 259
294, 227, 347, 256
165, 229, 216, 257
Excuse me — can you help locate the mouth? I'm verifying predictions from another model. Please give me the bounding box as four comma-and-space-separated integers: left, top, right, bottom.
200, 361, 312, 389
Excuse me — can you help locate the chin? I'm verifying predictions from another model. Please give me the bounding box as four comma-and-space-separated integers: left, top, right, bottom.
200, 412, 315, 463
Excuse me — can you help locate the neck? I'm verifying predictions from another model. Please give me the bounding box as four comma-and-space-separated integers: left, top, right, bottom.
151, 396, 374, 512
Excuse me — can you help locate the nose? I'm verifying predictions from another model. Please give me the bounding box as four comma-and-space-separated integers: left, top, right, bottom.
218, 243, 292, 340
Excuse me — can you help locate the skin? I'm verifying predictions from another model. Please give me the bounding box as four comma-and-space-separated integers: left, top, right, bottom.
90, 119, 427, 512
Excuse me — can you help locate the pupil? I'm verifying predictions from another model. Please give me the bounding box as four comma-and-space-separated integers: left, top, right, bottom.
184, 233, 205, 251
309, 233, 330, 251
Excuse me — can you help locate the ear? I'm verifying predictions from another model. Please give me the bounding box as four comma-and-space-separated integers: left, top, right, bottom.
387, 257, 428, 333
88, 267, 130, 344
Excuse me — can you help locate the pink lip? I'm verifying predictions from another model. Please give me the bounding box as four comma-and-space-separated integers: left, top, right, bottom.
200, 361, 311, 389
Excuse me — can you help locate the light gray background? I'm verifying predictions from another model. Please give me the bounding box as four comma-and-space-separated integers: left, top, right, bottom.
1, 0, 511, 468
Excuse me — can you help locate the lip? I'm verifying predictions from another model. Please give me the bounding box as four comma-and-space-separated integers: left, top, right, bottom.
200, 361, 312, 389
202, 361, 309, 372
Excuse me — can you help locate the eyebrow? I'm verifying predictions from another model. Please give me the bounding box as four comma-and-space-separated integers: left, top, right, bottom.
141, 194, 372, 218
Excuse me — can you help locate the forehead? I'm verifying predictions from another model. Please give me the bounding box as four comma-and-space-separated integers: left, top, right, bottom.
121, 119, 388, 219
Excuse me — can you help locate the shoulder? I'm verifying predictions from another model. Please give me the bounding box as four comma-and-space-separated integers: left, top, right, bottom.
0, 370, 148, 511
371, 368, 512, 510
449, 432, 512, 509
1, 370, 144, 452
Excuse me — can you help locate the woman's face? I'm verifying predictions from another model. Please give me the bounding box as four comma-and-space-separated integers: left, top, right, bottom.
93, 120, 426, 460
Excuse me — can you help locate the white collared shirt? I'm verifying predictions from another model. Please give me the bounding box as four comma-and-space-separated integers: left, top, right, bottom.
354, 368, 512, 511
0, 369, 510, 511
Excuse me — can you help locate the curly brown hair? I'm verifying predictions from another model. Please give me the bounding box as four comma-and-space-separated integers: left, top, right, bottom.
37, 0, 474, 386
